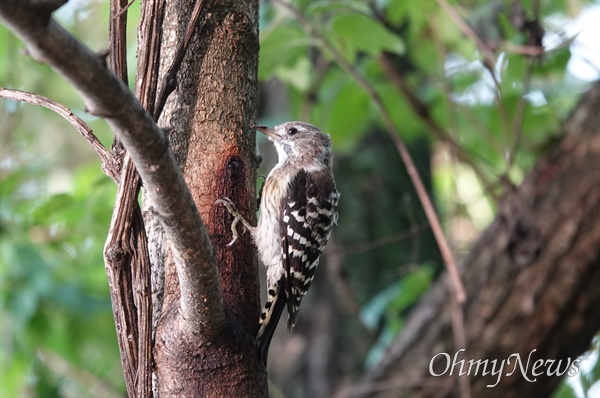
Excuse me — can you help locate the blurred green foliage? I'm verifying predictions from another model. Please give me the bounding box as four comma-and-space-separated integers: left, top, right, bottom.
1, 1, 140, 395
1, 0, 598, 396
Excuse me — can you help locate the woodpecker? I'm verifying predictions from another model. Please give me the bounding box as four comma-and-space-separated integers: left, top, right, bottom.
218, 121, 339, 364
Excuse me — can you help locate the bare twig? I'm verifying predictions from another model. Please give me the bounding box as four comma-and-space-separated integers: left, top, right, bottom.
436, 0, 516, 164
105, 1, 152, 396
507, 0, 540, 172
300, 54, 330, 121
153, 0, 206, 120
106, 0, 154, 395
131, 2, 168, 396
507, 57, 533, 170
449, 287, 470, 398
335, 376, 447, 398
112, 0, 136, 19
377, 54, 493, 188
275, 0, 466, 303
37, 348, 123, 398
500, 43, 545, 56
0, 88, 117, 181
0, 0, 225, 339
333, 224, 429, 256
436, 0, 496, 67
109, 0, 129, 87
324, 237, 371, 335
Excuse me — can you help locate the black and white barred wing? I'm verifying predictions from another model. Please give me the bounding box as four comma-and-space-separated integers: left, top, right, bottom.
280, 170, 340, 329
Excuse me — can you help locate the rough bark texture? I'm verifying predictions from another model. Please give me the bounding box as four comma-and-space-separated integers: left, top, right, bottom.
354, 81, 600, 398
152, 0, 266, 396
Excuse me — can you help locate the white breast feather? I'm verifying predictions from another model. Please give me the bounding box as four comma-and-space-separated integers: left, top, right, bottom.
253, 164, 292, 285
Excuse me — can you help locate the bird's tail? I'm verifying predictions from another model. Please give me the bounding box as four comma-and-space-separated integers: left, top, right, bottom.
257, 281, 286, 365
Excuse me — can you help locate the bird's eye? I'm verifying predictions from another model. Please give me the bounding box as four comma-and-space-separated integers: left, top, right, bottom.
288, 127, 298, 135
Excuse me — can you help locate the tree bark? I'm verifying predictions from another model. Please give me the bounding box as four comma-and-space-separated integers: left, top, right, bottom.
0, 0, 265, 395
151, 0, 266, 396
350, 81, 600, 398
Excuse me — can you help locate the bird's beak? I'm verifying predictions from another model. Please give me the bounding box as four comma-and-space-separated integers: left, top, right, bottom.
254, 125, 278, 139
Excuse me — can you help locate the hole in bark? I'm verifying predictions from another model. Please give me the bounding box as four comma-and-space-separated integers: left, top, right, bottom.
226, 156, 243, 183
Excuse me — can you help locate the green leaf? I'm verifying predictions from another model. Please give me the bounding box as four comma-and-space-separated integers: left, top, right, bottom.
30, 194, 75, 224
259, 25, 313, 80
387, 266, 433, 314
360, 283, 401, 329
320, 79, 371, 148
306, 0, 372, 16
377, 82, 424, 142
330, 14, 404, 63
385, 0, 435, 31
551, 380, 576, 398
274, 57, 312, 91
533, 47, 571, 76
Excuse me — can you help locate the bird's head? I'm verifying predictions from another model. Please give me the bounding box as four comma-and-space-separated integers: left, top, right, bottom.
254, 121, 332, 168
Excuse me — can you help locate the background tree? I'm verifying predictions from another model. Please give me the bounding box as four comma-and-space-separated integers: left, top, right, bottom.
1, 0, 599, 397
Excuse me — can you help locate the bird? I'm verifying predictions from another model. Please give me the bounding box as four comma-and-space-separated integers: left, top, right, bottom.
217, 121, 340, 364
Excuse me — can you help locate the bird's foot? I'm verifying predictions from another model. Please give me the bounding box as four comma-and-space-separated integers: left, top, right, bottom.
216, 197, 252, 246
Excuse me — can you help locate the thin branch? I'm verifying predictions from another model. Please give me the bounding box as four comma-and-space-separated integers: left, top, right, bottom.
109, 0, 129, 86
0, 0, 225, 338
275, 0, 466, 303
300, 54, 330, 121
0, 87, 118, 182
507, 57, 533, 171
500, 42, 545, 56
112, 0, 136, 20
334, 376, 448, 398
377, 54, 493, 188
436, 0, 496, 67
485, 62, 512, 163
153, 0, 207, 120
105, 1, 149, 396
449, 287, 470, 398
507, 0, 540, 172
333, 224, 429, 256
435, 0, 514, 162
38, 348, 123, 398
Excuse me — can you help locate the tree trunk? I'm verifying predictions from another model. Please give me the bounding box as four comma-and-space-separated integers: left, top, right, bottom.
147, 0, 266, 395
352, 81, 600, 398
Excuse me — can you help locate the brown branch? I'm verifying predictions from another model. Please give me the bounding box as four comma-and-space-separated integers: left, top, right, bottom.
507, 0, 541, 172
130, 2, 167, 396
38, 348, 123, 398
104, 0, 208, 391
300, 54, 330, 121
274, 0, 466, 303
112, 0, 136, 20
130, 204, 153, 397
351, 81, 600, 398
104, 1, 152, 396
107, 0, 153, 395
507, 57, 533, 170
500, 43, 545, 56
103, 164, 142, 397
109, 0, 128, 86
377, 54, 493, 189
436, 0, 496, 67
333, 224, 429, 256
153, 0, 207, 120
0, 87, 118, 182
0, 0, 225, 340
435, 0, 515, 164
335, 377, 448, 398
135, 2, 165, 351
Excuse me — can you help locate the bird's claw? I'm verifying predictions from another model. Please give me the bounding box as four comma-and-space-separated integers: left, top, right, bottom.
216, 197, 250, 246
215, 197, 236, 211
